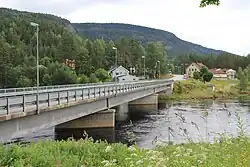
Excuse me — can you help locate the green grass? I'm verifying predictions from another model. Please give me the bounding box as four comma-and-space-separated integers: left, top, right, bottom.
0, 137, 249, 167
160, 79, 240, 100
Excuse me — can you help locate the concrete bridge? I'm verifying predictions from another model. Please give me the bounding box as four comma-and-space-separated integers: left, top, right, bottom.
0, 79, 173, 142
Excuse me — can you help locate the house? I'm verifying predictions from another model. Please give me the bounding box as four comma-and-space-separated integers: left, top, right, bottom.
209, 68, 227, 80
208, 68, 236, 80
226, 69, 236, 80
65, 59, 75, 70
186, 63, 205, 78
109, 65, 139, 82
109, 65, 129, 79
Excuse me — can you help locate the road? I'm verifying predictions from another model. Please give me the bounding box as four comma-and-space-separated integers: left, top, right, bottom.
172, 74, 185, 81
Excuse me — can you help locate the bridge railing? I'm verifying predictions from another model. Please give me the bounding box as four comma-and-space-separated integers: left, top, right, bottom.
0, 79, 163, 97
0, 81, 115, 95
0, 79, 173, 116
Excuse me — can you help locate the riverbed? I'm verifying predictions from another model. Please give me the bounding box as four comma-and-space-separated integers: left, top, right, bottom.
9, 100, 250, 149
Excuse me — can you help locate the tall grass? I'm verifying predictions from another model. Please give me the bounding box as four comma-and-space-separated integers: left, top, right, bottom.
0, 110, 249, 167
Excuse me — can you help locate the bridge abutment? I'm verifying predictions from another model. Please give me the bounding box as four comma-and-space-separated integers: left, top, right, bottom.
55, 109, 116, 129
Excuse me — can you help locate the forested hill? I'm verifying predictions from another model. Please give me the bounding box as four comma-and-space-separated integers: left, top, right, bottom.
0, 8, 169, 88
72, 23, 223, 57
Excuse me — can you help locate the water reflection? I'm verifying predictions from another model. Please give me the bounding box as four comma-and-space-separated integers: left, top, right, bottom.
7, 100, 250, 149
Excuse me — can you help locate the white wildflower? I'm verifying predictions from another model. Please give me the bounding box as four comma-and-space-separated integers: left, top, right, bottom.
105, 146, 112, 153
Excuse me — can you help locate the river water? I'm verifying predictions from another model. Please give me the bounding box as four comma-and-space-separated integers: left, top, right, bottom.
9, 100, 250, 149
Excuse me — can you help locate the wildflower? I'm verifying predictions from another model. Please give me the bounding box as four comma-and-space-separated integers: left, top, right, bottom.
128, 146, 136, 151
105, 146, 112, 153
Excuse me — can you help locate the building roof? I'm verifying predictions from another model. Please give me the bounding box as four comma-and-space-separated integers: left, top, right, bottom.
188, 62, 205, 69
109, 65, 129, 73
209, 68, 227, 74
227, 69, 236, 72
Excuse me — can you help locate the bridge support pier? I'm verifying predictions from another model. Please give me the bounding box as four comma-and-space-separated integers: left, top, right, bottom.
129, 94, 158, 114
115, 103, 129, 122
55, 109, 116, 129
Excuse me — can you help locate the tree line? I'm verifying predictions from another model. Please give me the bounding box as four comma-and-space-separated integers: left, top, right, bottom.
0, 8, 167, 88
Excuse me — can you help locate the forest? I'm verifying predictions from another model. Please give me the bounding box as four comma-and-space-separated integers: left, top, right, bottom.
0, 7, 249, 88
0, 8, 167, 88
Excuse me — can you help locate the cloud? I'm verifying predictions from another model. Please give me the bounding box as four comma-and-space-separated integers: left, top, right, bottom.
1, 0, 250, 55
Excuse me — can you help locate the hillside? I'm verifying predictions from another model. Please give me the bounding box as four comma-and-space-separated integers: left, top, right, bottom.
72, 23, 223, 57
0, 8, 168, 88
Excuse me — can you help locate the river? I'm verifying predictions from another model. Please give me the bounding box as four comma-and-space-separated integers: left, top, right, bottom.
8, 99, 250, 149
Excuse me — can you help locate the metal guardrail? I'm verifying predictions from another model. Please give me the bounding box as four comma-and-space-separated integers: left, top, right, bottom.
0, 81, 115, 94
0, 79, 173, 116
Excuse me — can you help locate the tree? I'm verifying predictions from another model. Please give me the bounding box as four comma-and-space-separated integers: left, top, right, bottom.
240, 73, 248, 91
200, 0, 220, 7
237, 67, 243, 79
203, 72, 213, 82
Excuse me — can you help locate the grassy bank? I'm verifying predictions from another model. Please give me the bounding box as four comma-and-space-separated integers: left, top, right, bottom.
0, 137, 249, 167
160, 79, 242, 100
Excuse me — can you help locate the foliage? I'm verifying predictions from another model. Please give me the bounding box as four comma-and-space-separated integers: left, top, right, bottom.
237, 67, 243, 79
203, 72, 213, 82
193, 67, 213, 82
239, 73, 248, 91
77, 74, 89, 84
89, 73, 99, 83
0, 136, 249, 167
193, 71, 201, 80
0, 8, 167, 88
200, 0, 220, 7
94, 68, 112, 82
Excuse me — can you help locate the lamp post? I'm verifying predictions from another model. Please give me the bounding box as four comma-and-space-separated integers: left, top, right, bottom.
112, 47, 117, 67
142, 56, 146, 79
30, 22, 40, 114
157, 60, 160, 79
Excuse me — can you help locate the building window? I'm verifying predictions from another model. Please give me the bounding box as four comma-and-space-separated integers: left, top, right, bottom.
122, 78, 125, 80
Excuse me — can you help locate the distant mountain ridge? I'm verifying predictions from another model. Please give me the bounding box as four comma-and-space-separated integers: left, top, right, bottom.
72, 23, 224, 57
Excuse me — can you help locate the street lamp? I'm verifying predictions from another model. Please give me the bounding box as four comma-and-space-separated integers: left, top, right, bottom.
142, 56, 146, 79
30, 22, 40, 114
112, 47, 118, 67
157, 60, 160, 79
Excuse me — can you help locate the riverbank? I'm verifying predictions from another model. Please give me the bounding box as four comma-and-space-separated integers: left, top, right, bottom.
0, 137, 249, 166
160, 79, 243, 100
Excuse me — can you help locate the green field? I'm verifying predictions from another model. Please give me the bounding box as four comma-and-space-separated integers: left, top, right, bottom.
160, 79, 241, 100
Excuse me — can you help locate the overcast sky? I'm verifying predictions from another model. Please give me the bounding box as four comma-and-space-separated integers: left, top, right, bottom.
1, 0, 250, 55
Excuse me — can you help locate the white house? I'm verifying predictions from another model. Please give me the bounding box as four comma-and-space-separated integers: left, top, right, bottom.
226, 69, 236, 80
109, 65, 129, 79
186, 63, 205, 78
109, 65, 139, 82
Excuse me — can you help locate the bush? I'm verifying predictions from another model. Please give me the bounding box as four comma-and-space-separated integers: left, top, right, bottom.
193, 71, 200, 80
77, 74, 89, 84
94, 68, 112, 82
89, 73, 99, 83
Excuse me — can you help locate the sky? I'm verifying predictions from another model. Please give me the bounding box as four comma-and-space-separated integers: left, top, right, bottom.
1, 0, 250, 55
